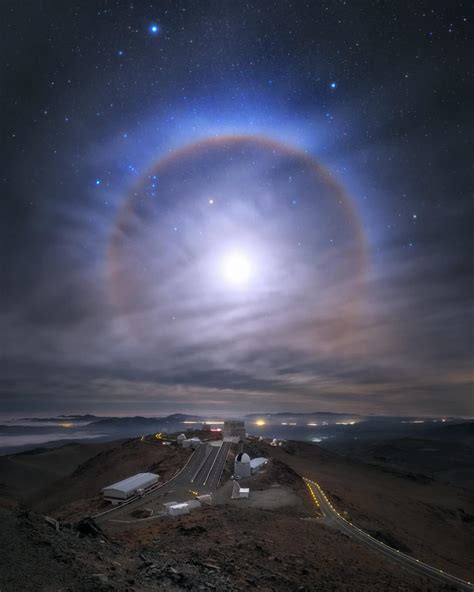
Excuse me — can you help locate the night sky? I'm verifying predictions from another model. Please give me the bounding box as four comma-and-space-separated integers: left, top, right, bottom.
1, 1, 472, 417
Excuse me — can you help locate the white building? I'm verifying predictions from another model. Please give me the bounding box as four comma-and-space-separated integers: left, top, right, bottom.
177, 434, 186, 446
231, 481, 250, 499
102, 473, 159, 505
250, 457, 268, 474
168, 503, 190, 516
197, 494, 212, 505
234, 452, 251, 478
182, 437, 201, 449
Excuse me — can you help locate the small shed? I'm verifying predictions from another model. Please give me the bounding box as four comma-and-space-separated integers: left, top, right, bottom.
162, 501, 179, 511
231, 481, 250, 499
197, 494, 212, 505
250, 457, 268, 474
182, 437, 201, 449
168, 503, 190, 516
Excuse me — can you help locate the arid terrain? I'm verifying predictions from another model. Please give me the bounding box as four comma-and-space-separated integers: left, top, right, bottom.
0, 428, 472, 591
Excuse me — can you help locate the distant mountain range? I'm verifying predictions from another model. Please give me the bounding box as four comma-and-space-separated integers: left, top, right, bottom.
0, 411, 471, 455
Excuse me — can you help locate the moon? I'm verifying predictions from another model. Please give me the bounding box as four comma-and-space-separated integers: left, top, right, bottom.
221, 251, 253, 287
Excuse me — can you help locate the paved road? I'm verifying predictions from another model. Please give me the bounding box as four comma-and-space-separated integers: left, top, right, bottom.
94, 442, 231, 523
204, 441, 231, 490
304, 478, 473, 591
189, 441, 231, 490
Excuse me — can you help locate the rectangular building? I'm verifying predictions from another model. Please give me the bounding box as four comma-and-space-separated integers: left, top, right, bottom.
223, 419, 246, 442
102, 472, 159, 505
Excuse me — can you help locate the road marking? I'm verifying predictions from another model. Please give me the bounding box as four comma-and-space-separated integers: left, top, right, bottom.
191, 445, 213, 483
203, 443, 224, 486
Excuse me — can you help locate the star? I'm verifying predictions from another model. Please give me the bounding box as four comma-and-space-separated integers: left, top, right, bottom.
95, 179, 101, 186
149, 23, 160, 35
330, 82, 337, 89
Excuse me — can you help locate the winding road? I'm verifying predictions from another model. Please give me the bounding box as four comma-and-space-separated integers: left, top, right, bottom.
303, 477, 473, 591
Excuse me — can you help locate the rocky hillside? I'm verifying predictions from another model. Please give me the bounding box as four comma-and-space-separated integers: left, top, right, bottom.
0, 500, 456, 592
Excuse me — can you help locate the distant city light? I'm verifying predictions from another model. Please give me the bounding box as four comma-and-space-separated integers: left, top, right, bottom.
401, 420, 425, 424
255, 419, 266, 426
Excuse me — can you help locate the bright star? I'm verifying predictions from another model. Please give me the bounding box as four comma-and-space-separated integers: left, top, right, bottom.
95, 179, 101, 186
149, 23, 160, 35
330, 82, 337, 89
209, 198, 214, 204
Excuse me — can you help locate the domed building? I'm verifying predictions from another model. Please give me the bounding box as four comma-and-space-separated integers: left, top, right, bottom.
234, 452, 251, 479
176, 433, 186, 446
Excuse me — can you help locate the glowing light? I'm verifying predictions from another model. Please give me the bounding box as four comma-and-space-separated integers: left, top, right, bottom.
149, 23, 160, 35
221, 251, 253, 286
255, 419, 266, 427
61, 422, 73, 428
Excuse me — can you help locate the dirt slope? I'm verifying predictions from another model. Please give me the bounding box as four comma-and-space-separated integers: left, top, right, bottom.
31, 439, 192, 515
269, 440, 474, 581
0, 441, 120, 503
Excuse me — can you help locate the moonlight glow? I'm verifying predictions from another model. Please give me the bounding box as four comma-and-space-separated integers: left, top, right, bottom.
109, 136, 367, 355
221, 251, 253, 287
